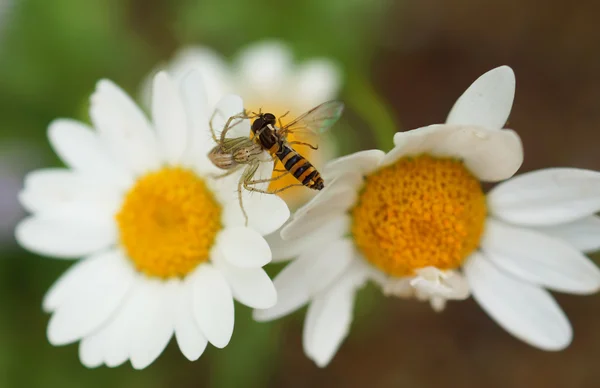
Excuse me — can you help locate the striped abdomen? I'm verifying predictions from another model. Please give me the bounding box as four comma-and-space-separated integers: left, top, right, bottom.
276, 143, 324, 190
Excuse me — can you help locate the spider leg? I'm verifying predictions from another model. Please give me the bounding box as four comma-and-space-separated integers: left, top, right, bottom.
211, 164, 243, 179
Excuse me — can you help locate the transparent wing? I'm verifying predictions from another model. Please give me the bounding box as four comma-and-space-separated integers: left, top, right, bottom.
281, 101, 344, 135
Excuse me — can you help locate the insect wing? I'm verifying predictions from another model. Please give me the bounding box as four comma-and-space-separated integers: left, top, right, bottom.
283, 101, 344, 135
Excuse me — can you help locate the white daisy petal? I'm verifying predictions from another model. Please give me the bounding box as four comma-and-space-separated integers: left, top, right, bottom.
488, 168, 600, 226
533, 215, 600, 253
216, 259, 277, 309
303, 274, 357, 368
464, 253, 572, 351
129, 279, 175, 370
235, 41, 292, 99
253, 238, 354, 321
102, 277, 149, 367
43, 249, 124, 312
293, 60, 341, 109
19, 168, 121, 215
217, 227, 271, 268
175, 278, 208, 361
79, 335, 104, 368
482, 219, 600, 294
191, 264, 234, 348
323, 150, 385, 180
293, 175, 359, 220
180, 70, 214, 171
152, 72, 189, 164
211, 94, 251, 139
281, 194, 351, 240
167, 46, 233, 108
268, 215, 350, 262
79, 276, 143, 368
90, 79, 161, 175
48, 119, 132, 187
388, 124, 523, 182
223, 194, 290, 236
15, 213, 117, 259
47, 250, 135, 346
446, 66, 515, 129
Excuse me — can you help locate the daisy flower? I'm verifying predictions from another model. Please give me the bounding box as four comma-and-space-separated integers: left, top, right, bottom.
254, 66, 600, 367
148, 40, 342, 207
15, 71, 290, 369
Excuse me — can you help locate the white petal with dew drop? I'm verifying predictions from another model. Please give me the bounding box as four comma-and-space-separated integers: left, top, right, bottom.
175, 278, 208, 361
268, 215, 350, 262
90, 79, 161, 175
217, 227, 272, 268
323, 150, 385, 180
488, 168, 600, 226
47, 250, 135, 346
386, 124, 523, 182
464, 253, 572, 351
223, 193, 290, 236
151, 72, 189, 165
191, 264, 235, 348
533, 215, 600, 253
48, 119, 132, 188
16, 212, 117, 259
481, 219, 600, 294
446, 66, 515, 130
19, 168, 122, 215
214, 254, 277, 309
253, 238, 354, 321
129, 279, 176, 370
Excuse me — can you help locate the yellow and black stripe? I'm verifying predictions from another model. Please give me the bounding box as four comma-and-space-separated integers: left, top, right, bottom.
276, 144, 324, 190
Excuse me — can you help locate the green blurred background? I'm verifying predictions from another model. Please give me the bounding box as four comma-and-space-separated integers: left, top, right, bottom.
1, 0, 599, 387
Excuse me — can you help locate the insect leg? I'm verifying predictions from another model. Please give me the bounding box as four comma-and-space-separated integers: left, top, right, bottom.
245, 170, 291, 185
287, 141, 319, 150
277, 111, 290, 128
243, 182, 305, 195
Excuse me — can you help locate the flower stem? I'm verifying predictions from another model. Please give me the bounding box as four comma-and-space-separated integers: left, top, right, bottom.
344, 69, 399, 151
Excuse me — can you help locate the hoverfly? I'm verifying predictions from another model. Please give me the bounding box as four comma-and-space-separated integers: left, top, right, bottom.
208, 101, 344, 224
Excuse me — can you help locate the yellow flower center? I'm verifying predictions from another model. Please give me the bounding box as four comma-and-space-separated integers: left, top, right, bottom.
248, 105, 322, 206
351, 155, 487, 277
116, 167, 222, 279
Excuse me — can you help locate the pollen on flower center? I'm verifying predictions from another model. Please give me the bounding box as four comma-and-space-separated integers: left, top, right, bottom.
116, 167, 222, 279
351, 155, 487, 277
